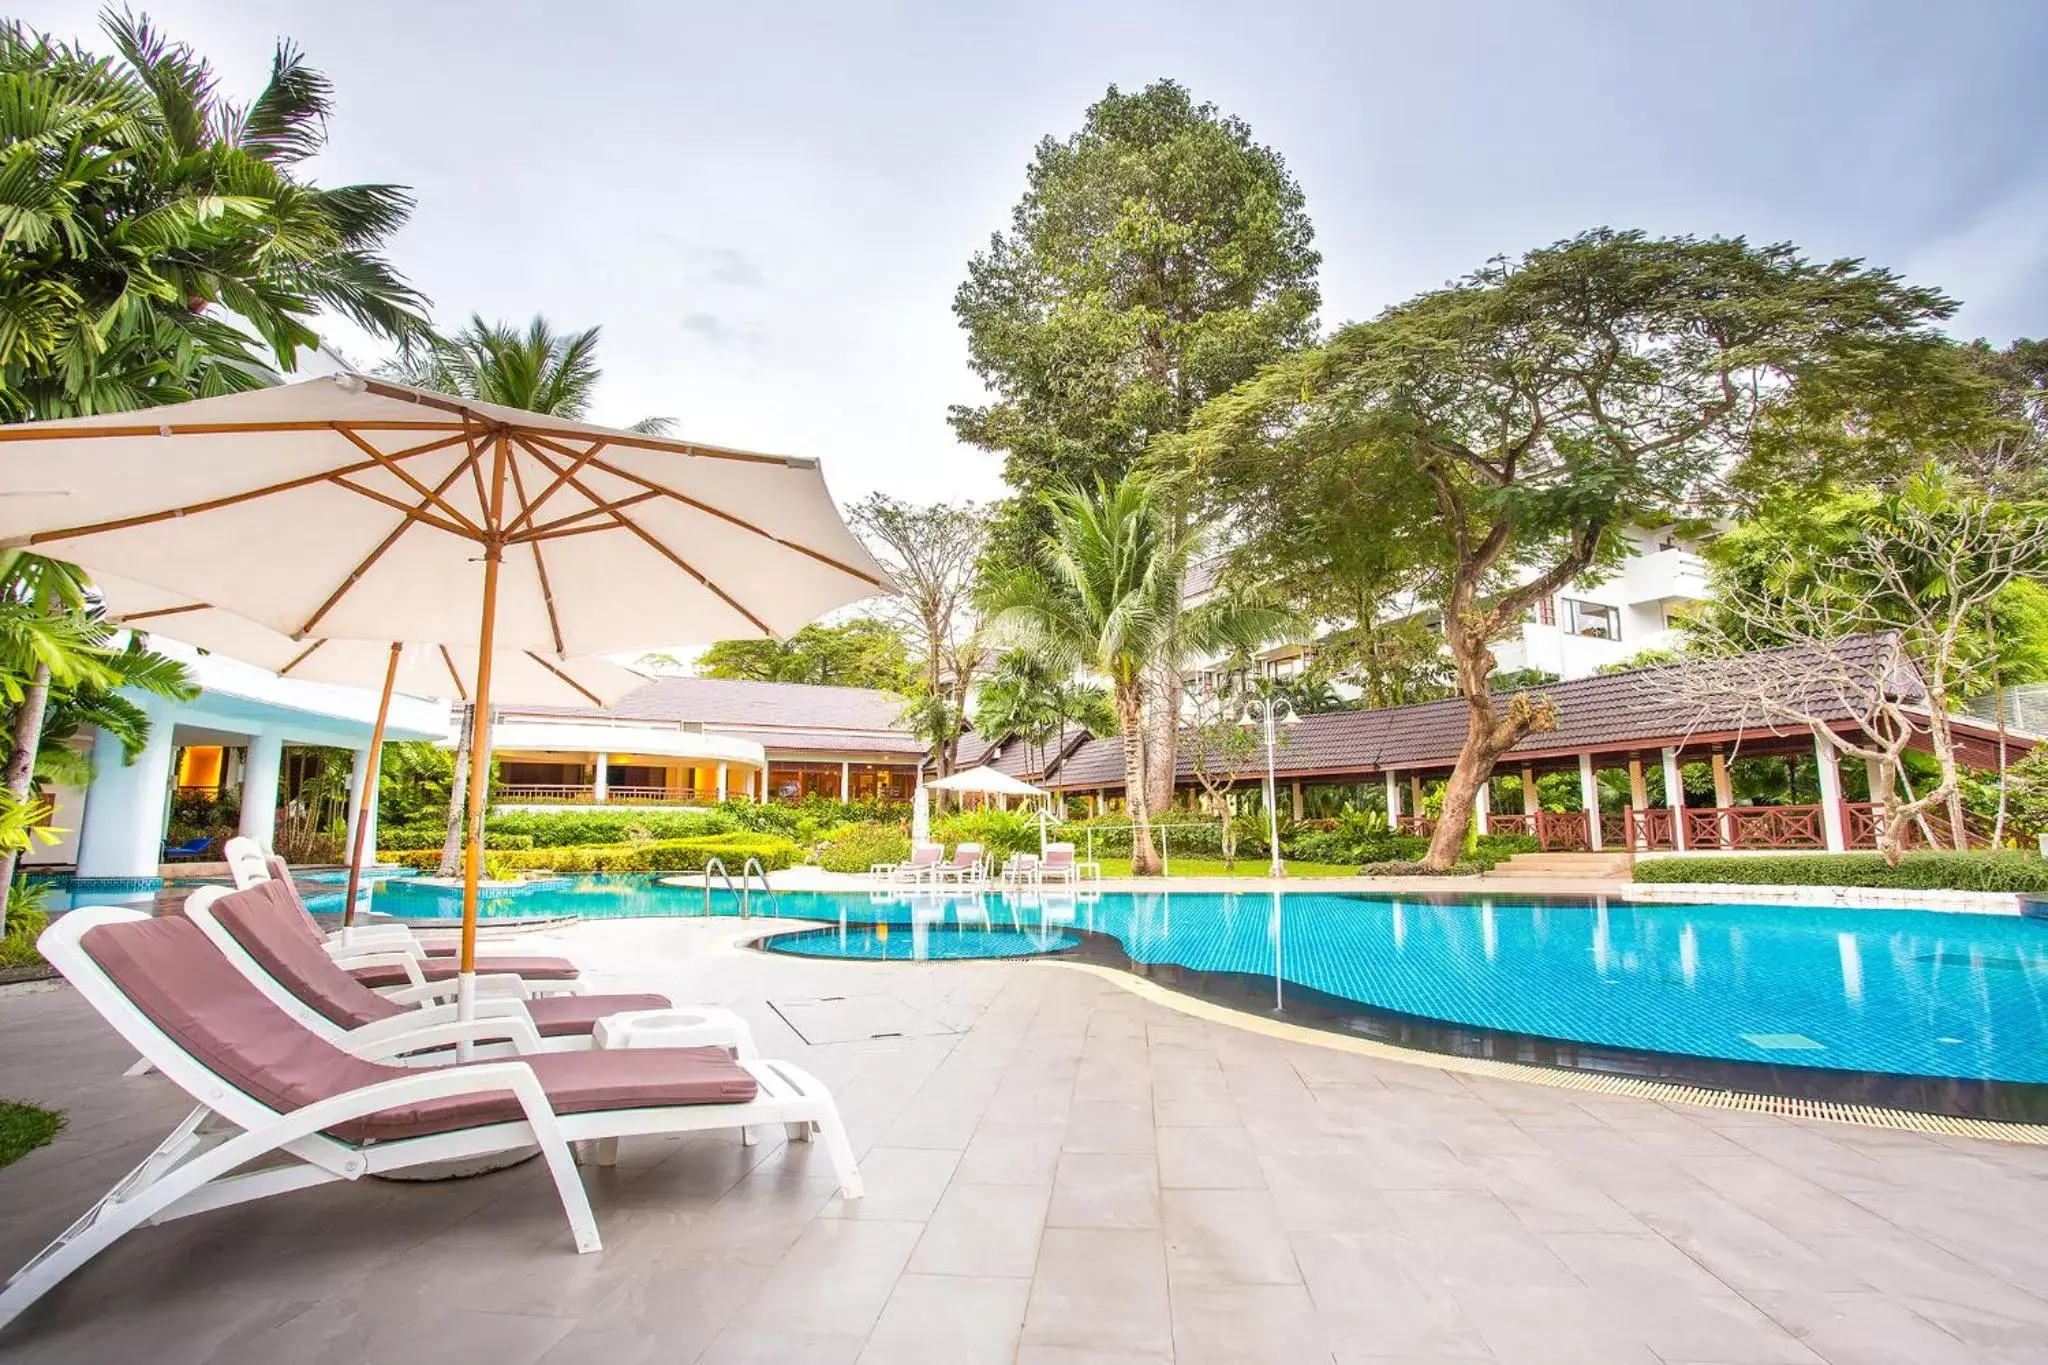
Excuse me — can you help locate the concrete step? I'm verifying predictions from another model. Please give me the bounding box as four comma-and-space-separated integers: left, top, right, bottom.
1493, 852, 1634, 880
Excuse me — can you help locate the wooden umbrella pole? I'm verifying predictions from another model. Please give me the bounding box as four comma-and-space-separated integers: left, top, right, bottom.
341, 642, 403, 927
460, 435, 511, 983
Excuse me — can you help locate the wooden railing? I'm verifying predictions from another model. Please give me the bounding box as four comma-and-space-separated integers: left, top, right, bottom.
1620, 806, 1678, 851
1682, 803, 1827, 851
1485, 812, 1536, 837
1841, 801, 1981, 851
495, 784, 741, 806
1535, 809, 1591, 851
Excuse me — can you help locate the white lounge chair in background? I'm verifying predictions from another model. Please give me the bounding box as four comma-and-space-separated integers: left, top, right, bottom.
880, 844, 943, 885
0, 907, 860, 1332
931, 843, 988, 886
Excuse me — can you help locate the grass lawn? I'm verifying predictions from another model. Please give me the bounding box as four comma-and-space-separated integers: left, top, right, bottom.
0, 1100, 61, 1168
1089, 856, 1360, 878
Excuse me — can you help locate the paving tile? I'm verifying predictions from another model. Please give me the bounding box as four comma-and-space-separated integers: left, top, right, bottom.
1163, 1187, 1302, 1286
696, 1327, 867, 1364
856, 1272, 1029, 1364
910, 1180, 1051, 1278
1022, 1227, 1172, 1356
1158, 1124, 1265, 1189
1064, 1099, 1156, 1154
722, 1217, 923, 1338
953, 1121, 1066, 1186
819, 1145, 958, 1221
1170, 1281, 1335, 1364
1290, 1229, 1492, 1361
1048, 1152, 1162, 1230
1748, 1290, 1984, 1365
1383, 1190, 1577, 1289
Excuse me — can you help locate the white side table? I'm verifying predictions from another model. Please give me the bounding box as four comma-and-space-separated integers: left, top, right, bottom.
582, 1006, 762, 1165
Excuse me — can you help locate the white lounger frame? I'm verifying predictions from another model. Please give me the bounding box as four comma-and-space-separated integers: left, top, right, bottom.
1, 907, 860, 1333
181, 885, 760, 1061
222, 837, 585, 995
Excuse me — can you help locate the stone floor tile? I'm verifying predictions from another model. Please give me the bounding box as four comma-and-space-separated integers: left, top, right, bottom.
1021, 1226, 1172, 1356
1383, 1190, 1578, 1289
818, 1145, 958, 1221
953, 1121, 1066, 1186
1065, 1099, 1157, 1154
1170, 1281, 1335, 1364
855, 1272, 1029, 1364
1748, 1290, 1985, 1365
1048, 1152, 1162, 1230
909, 1179, 1051, 1278
722, 1217, 923, 1338
1157, 1124, 1265, 1189
1163, 1187, 1302, 1286
1290, 1229, 1492, 1361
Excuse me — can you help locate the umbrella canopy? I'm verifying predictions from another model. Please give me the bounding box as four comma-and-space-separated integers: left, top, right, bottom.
925, 766, 1050, 798
94, 573, 647, 709
0, 374, 887, 653
0, 375, 889, 987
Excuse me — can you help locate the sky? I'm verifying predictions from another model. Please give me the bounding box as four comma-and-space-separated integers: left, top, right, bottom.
20, 0, 2048, 515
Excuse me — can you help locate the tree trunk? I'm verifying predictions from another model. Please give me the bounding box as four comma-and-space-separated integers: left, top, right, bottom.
0, 661, 52, 935
1118, 687, 1160, 875
436, 705, 472, 878
1425, 625, 1553, 869
1143, 664, 1181, 819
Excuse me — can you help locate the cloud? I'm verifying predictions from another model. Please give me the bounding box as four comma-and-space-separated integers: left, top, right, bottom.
683, 246, 767, 289
679, 312, 762, 348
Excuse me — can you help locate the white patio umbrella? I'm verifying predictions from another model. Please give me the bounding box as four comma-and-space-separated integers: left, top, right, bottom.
0, 373, 889, 1008
92, 571, 647, 921
924, 766, 1051, 799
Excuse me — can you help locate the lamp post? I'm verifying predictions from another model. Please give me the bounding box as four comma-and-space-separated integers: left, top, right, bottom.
1239, 696, 1299, 879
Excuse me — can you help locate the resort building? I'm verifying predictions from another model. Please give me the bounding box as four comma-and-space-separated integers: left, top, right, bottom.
488, 676, 925, 808
28, 640, 445, 884
986, 641, 2034, 855
1191, 523, 1715, 690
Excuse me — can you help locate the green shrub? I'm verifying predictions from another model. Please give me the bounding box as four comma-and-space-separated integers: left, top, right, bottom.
935, 808, 1042, 863
1632, 851, 2048, 893
385, 832, 800, 876
817, 822, 911, 874
0, 906, 49, 969
1361, 859, 1486, 876
484, 808, 737, 847
0, 1100, 61, 1168
1472, 833, 1539, 867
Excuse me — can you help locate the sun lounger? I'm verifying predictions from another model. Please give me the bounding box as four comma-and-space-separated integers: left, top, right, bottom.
223, 838, 584, 994
1038, 842, 1080, 886
881, 844, 943, 884
931, 842, 988, 886
181, 880, 755, 1058
0, 907, 861, 1332
161, 836, 212, 860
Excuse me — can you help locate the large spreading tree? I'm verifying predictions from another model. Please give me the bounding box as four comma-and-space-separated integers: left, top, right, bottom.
951, 79, 1320, 812
1184, 229, 1972, 868
696, 619, 913, 692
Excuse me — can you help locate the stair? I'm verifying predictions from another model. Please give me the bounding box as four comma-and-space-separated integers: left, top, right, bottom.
1491, 851, 1634, 880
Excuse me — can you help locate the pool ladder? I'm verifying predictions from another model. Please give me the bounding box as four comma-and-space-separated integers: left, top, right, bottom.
702, 856, 777, 918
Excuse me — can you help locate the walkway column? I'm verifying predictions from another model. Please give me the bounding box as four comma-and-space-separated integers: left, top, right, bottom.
342, 745, 374, 863
593, 751, 608, 803
1521, 765, 1539, 815
1662, 746, 1687, 851
1814, 733, 1847, 852
238, 731, 283, 851
1384, 770, 1401, 825
759, 765, 769, 803
1625, 753, 1647, 851
716, 763, 728, 802
840, 761, 850, 801
1711, 747, 1734, 848
76, 698, 177, 880
1865, 756, 1888, 835
1475, 780, 1491, 835
1409, 774, 1425, 822
1290, 780, 1304, 822
1579, 752, 1603, 851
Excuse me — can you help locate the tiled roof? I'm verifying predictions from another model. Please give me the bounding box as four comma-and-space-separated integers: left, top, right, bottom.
498, 676, 922, 760
1041, 637, 1956, 789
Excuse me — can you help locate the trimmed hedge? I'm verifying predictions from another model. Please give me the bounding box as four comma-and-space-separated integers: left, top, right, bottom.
1361, 859, 1485, 877
383, 833, 799, 875
1633, 851, 2048, 893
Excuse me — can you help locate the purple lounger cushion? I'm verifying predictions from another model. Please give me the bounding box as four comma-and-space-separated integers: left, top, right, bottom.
80, 915, 755, 1142
207, 880, 666, 1038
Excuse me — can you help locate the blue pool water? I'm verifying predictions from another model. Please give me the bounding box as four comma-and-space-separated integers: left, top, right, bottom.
361, 875, 2048, 1087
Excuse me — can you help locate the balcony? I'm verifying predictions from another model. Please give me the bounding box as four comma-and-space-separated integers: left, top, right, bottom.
495, 784, 740, 806
1618, 547, 1708, 606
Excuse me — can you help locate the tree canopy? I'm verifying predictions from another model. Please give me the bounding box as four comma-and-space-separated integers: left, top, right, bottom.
0, 11, 427, 418
951, 79, 1320, 567
1183, 228, 1973, 866
695, 618, 913, 692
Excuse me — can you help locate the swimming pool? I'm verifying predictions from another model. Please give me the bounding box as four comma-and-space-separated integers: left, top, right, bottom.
361, 874, 2048, 1118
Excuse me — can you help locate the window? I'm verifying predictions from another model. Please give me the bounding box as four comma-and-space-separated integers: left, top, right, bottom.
1536, 596, 1556, 627
1563, 599, 1619, 641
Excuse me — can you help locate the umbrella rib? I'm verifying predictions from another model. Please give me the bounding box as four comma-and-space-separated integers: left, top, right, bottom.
296, 453, 482, 638
525, 652, 605, 707
118, 602, 211, 623
513, 436, 774, 635
439, 645, 468, 702
17, 431, 472, 548
503, 439, 608, 536
530, 438, 883, 589
334, 425, 487, 538
329, 478, 475, 538
503, 450, 567, 657
280, 639, 326, 675
0, 418, 464, 442
508, 490, 663, 543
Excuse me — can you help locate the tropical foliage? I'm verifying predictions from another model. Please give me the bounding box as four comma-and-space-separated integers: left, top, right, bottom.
697, 618, 912, 691
0, 11, 426, 419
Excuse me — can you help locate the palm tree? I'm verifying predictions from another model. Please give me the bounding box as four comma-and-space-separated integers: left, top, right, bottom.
0, 12, 428, 419
975, 650, 1114, 778
379, 316, 671, 874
